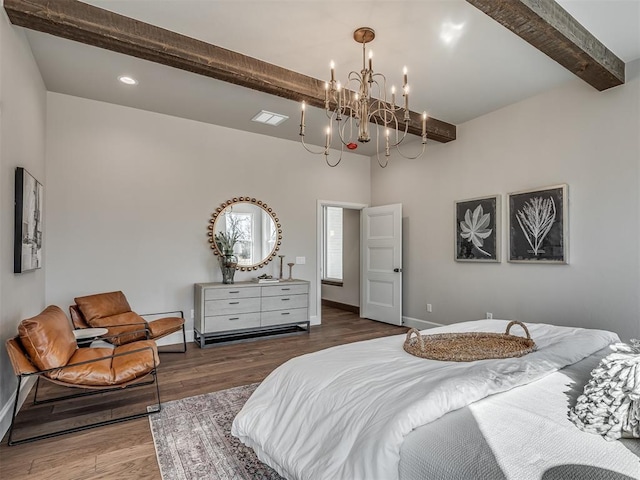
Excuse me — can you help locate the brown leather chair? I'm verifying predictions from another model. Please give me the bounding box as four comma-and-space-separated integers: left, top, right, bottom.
5, 305, 161, 446
70, 290, 186, 352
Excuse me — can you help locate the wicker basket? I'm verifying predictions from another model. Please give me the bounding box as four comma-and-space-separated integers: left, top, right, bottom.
403, 320, 536, 362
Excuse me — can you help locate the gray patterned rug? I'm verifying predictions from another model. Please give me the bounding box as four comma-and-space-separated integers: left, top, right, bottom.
149, 383, 284, 480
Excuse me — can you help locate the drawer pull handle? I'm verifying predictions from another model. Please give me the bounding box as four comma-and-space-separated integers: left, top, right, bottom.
229, 301, 240, 305
281, 312, 290, 316
229, 291, 240, 294
229, 317, 240, 321
281, 298, 290, 301
281, 288, 291, 291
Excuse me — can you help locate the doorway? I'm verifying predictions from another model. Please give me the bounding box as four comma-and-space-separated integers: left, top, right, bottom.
316, 200, 404, 326
316, 200, 367, 322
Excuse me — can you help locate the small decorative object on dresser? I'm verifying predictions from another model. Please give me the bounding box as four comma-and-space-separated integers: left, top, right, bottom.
213, 219, 240, 284
287, 262, 295, 281
278, 255, 285, 279
218, 252, 238, 284
194, 280, 310, 347
254, 274, 279, 284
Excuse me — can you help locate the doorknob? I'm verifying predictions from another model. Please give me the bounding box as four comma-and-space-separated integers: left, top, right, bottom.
393, 268, 402, 273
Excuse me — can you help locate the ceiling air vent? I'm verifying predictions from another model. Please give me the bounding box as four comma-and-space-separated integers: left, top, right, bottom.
251, 110, 289, 126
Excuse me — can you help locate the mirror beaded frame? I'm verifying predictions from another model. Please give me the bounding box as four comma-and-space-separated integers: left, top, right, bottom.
207, 196, 282, 271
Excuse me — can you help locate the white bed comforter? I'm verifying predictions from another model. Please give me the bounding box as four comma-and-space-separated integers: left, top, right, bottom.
231, 320, 619, 480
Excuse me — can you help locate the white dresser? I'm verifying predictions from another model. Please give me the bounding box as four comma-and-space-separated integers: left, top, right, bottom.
194, 280, 310, 347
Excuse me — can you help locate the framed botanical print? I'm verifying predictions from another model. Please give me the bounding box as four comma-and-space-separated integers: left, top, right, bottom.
508, 184, 568, 264
455, 195, 500, 262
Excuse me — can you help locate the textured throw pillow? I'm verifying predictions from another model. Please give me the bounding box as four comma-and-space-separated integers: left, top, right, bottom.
569, 340, 640, 440
19, 305, 77, 371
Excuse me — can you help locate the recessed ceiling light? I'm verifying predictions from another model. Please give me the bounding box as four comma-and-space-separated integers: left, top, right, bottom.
118, 75, 138, 85
251, 110, 289, 126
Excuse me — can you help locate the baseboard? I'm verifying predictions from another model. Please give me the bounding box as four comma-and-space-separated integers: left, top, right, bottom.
0, 376, 36, 444
321, 299, 359, 314
403, 316, 443, 330
310, 315, 320, 326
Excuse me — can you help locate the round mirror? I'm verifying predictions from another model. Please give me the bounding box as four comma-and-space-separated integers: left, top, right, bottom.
208, 197, 282, 271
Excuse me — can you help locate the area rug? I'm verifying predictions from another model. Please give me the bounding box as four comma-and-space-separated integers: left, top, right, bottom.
149, 383, 284, 480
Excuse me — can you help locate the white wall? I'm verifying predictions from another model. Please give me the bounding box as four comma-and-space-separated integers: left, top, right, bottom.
372, 61, 640, 340
0, 7, 47, 437
45, 93, 371, 335
322, 208, 360, 308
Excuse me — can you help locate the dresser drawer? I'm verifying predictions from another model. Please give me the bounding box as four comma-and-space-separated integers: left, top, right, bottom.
261, 284, 308, 297
204, 286, 260, 300
261, 294, 308, 312
261, 308, 308, 327
204, 312, 261, 333
205, 297, 261, 316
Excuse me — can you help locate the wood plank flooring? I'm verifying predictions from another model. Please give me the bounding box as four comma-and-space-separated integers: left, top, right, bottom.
0, 307, 407, 479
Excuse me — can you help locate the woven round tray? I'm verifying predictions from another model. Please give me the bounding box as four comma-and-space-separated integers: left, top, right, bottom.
403, 321, 536, 362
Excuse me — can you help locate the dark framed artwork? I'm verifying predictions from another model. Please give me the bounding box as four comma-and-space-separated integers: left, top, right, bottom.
508, 184, 568, 264
455, 195, 500, 262
14, 167, 43, 273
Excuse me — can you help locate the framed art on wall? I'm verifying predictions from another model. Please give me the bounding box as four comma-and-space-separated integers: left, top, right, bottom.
508, 184, 568, 264
455, 195, 500, 262
14, 167, 43, 273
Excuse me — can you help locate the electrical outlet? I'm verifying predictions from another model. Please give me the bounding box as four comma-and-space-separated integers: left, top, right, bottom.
296, 256, 306, 265
426, 304, 432, 313
190, 309, 194, 319
486, 312, 493, 319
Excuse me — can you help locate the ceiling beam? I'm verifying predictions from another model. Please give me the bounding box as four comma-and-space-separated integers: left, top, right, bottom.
466, 0, 624, 91
4, 0, 456, 144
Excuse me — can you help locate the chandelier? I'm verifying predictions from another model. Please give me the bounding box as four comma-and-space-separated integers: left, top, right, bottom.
299, 27, 427, 168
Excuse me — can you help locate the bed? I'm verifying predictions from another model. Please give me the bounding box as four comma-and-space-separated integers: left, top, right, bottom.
231, 319, 640, 480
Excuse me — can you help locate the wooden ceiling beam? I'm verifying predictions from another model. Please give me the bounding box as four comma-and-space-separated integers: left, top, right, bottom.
4, 0, 456, 143
467, 0, 624, 91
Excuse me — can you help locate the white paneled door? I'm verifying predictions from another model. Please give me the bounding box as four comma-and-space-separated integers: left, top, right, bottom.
360, 204, 402, 325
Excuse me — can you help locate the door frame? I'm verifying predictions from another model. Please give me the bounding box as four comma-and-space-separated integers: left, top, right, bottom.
316, 199, 368, 324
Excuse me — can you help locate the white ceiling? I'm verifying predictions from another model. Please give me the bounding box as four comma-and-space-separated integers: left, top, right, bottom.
22, 0, 640, 156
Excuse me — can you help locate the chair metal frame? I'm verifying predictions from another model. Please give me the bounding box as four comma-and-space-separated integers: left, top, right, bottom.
7, 341, 161, 446
140, 309, 188, 353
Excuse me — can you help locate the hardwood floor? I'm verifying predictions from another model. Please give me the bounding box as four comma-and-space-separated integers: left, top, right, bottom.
0, 307, 407, 479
